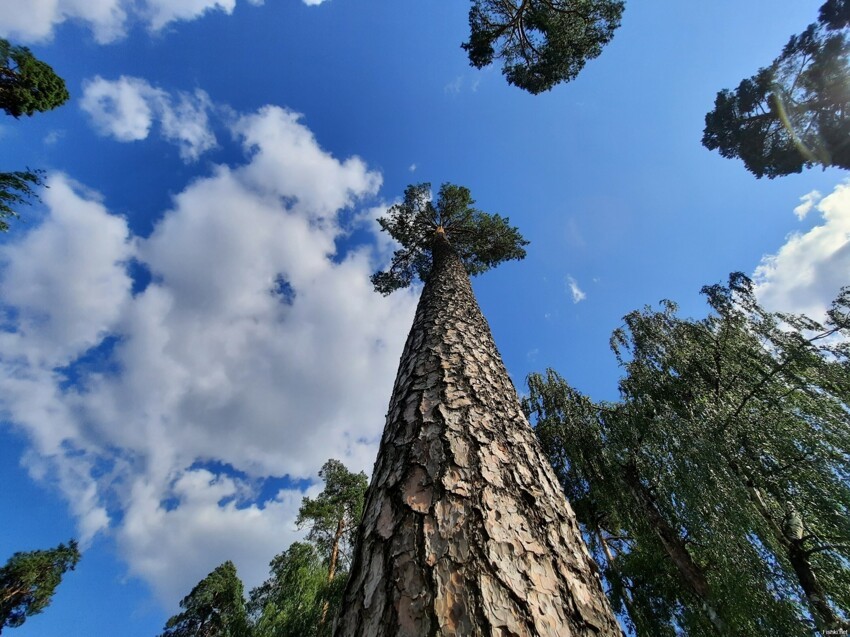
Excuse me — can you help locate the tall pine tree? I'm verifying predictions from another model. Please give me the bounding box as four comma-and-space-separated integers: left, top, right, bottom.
335, 183, 622, 636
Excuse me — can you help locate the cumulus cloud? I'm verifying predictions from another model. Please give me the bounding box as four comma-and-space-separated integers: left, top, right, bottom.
794, 190, 822, 221
566, 275, 586, 303
0, 0, 321, 44
0, 0, 127, 44
0, 106, 417, 604
754, 180, 850, 321
80, 76, 217, 162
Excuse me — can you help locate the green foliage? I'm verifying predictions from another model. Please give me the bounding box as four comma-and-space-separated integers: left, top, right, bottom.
0, 39, 67, 231
703, 0, 850, 177
160, 561, 250, 637
249, 459, 368, 637
371, 183, 528, 295
296, 459, 367, 575
0, 39, 69, 118
161, 461, 368, 637
248, 543, 341, 637
526, 274, 850, 634
0, 168, 43, 232
0, 540, 80, 631
462, 0, 624, 94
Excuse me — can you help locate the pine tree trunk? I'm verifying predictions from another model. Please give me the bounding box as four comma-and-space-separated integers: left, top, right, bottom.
334, 234, 622, 636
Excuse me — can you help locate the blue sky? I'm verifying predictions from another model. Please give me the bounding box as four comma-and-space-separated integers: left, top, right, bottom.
1, 0, 848, 634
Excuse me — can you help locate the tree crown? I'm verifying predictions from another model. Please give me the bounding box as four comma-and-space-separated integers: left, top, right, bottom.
371, 182, 528, 295
0, 39, 69, 118
160, 561, 250, 637
0, 540, 80, 630
702, 0, 850, 177
462, 0, 625, 94
296, 459, 368, 568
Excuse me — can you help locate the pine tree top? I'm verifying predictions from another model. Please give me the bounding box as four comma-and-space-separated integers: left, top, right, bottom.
371, 183, 529, 295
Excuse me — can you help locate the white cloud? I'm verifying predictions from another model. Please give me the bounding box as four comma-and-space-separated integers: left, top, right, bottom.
0, 105, 417, 605
80, 76, 217, 162
409, 163, 417, 172
0, 0, 127, 44
80, 76, 157, 142
566, 275, 586, 303
43, 130, 65, 145
143, 0, 237, 32
444, 76, 464, 95
0, 0, 322, 44
754, 180, 850, 321
794, 190, 822, 221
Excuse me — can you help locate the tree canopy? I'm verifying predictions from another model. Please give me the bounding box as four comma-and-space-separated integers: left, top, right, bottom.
525, 274, 850, 634
0, 38, 69, 232
248, 542, 344, 637
162, 460, 368, 637
0, 38, 69, 118
159, 561, 250, 637
371, 182, 528, 295
0, 169, 43, 232
0, 540, 80, 632
296, 459, 367, 577
703, 0, 850, 177
462, 0, 625, 94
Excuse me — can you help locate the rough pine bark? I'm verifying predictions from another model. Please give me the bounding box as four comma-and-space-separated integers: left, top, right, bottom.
334, 233, 622, 636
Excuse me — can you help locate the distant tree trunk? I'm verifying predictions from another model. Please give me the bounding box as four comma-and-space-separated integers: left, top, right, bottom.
622, 462, 730, 636
596, 528, 641, 629
320, 517, 346, 627
727, 459, 840, 629
335, 233, 622, 636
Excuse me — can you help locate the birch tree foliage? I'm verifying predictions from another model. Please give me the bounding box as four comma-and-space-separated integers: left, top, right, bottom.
371, 182, 528, 295
0, 169, 43, 232
248, 542, 343, 637
463, 0, 625, 94
703, 0, 850, 177
526, 274, 850, 634
159, 561, 250, 637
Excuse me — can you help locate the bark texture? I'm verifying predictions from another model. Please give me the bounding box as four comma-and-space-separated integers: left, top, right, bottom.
335, 234, 622, 636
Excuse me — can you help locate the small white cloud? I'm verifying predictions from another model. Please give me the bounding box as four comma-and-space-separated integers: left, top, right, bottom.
444, 76, 463, 95
158, 89, 217, 162
754, 180, 850, 321
143, 0, 236, 31
43, 130, 65, 145
794, 190, 822, 221
409, 163, 417, 173
566, 275, 586, 303
80, 76, 157, 142
80, 76, 216, 162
